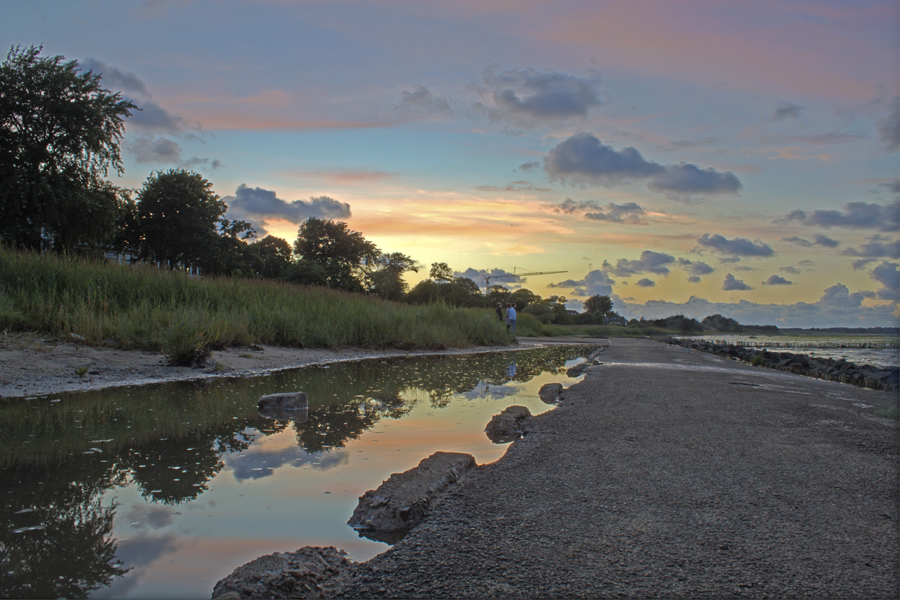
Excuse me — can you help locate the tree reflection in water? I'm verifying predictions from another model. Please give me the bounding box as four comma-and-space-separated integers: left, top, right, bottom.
0, 344, 596, 597
0, 455, 129, 598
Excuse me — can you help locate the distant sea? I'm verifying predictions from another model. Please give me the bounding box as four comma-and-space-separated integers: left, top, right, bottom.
681, 334, 899, 370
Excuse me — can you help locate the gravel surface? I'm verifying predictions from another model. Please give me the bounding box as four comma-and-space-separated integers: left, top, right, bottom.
334, 337, 899, 599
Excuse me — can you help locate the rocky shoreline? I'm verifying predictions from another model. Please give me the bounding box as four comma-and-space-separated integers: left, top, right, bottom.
666, 336, 900, 392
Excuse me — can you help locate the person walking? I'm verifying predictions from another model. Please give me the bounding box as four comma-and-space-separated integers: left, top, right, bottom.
506, 302, 517, 337
496, 302, 504, 323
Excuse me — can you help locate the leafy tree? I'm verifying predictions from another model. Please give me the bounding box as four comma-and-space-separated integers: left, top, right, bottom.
293, 218, 378, 292
429, 262, 454, 283
484, 284, 511, 306
250, 235, 293, 279
584, 294, 613, 317
406, 279, 441, 304
444, 276, 484, 307
368, 252, 419, 301
135, 170, 226, 270
523, 302, 554, 324
509, 288, 540, 311
0, 45, 136, 251
546, 295, 573, 324
281, 259, 328, 287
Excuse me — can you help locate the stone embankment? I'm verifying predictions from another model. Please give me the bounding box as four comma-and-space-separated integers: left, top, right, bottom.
666, 337, 899, 392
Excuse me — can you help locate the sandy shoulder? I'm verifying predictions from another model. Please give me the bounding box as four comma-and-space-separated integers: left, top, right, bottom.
0, 333, 599, 399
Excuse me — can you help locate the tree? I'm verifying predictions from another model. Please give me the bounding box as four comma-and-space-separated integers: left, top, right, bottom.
136, 170, 226, 270
368, 252, 419, 301
293, 218, 379, 292
584, 294, 613, 317
509, 288, 540, 311
0, 45, 136, 250
429, 262, 454, 283
250, 235, 293, 279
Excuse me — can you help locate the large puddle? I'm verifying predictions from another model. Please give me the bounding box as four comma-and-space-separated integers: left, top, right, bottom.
0, 344, 597, 599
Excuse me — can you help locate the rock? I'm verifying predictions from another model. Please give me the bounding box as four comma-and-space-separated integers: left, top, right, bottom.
484, 405, 532, 443
347, 451, 476, 538
538, 382, 564, 404
566, 363, 589, 377
211, 546, 353, 599
258, 392, 308, 423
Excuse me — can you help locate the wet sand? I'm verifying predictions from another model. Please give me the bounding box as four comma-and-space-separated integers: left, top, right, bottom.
0, 332, 606, 399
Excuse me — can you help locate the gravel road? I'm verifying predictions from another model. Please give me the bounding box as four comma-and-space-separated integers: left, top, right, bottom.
334, 337, 899, 599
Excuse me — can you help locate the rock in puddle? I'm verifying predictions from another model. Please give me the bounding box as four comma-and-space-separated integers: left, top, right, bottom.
538, 382, 564, 403
347, 451, 476, 540
484, 405, 532, 443
211, 546, 353, 599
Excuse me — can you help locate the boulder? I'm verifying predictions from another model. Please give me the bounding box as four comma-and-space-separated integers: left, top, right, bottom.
538, 382, 564, 404
211, 546, 353, 599
484, 405, 532, 443
566, 363, 590, 377
258, 392, 308, 423
347, 451, 476, 538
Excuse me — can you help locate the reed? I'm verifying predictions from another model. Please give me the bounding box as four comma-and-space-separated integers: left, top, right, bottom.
0, 248, 510, 360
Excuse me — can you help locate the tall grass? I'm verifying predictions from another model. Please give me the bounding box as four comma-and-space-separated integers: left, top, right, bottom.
0, 248, 510, 362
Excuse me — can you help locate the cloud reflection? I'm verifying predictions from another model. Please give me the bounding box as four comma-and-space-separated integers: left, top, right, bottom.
225, 445, 349, 482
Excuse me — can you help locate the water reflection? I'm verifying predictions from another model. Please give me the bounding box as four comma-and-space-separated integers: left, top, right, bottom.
0, 345, 596, 598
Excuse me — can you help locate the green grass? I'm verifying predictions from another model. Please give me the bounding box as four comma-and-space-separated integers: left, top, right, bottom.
0, 248, 511, 361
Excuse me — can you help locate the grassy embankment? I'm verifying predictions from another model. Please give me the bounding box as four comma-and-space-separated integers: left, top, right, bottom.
0, 248, 513, 363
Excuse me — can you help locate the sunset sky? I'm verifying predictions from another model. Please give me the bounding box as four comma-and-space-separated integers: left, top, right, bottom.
3, 0, 898, 327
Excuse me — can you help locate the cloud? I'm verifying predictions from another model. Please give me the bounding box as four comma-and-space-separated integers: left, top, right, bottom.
128, 136, 219, 169
722, 273, 752, 291
608, 287, 896, 329
841, 235, 900, 265
456, 268, 521, 288
545, 133, 663, 184
478, 67, 601, 124
476, 181, 551, 192
603, 251, 676, 277
764, 274, 793, 285
677, 258, 715, 280
78, 57, 187, 133
880, 179, 900, 195
877, 96, 899, 152
544, 198, 602, 214
871, 261, 900, 300
780, 234, 840, 248
549, 269, 615, 297
698, 233, 774, 258
544, 133, 741, 197
130, 136, 182, 163
770, 102, 803, 121
223, 185, 351, 237
78, 57, 149, 96
646, 163, 742, 197
636, 278, 655, 287
584, 202, 646, 224
818, 283, 872, 309
518, 161, 541, 172
127, 99, 187, 132
809, 233, 841, 248
394, 85, 452, 120
785, 201, 900, 232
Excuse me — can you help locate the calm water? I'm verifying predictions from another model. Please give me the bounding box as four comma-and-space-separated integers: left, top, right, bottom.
0, 345, 597, 599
